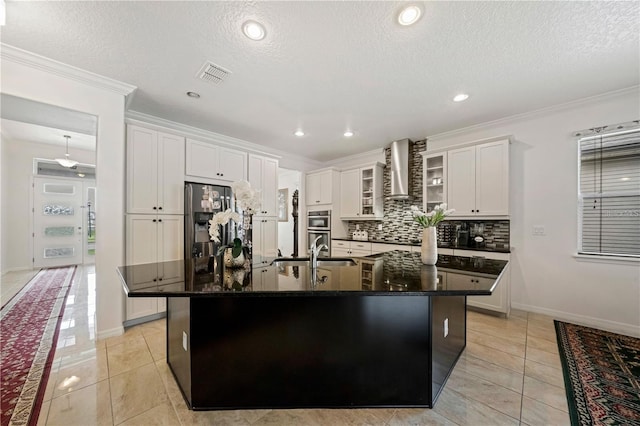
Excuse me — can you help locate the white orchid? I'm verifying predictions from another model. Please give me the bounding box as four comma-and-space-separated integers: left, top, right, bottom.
209, 209, 241, 243
410, 204, 455, 228
231, 180, 261, 214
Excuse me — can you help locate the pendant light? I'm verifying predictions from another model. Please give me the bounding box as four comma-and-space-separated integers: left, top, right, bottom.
55, 135, 79, 168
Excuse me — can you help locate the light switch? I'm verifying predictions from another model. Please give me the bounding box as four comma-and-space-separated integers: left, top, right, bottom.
532, 225, 546, 236
377, 224, 383, 231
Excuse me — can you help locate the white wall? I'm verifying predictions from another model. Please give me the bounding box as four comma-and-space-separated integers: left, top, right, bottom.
427, 88, 640, 336
1, 52, 131, 339
1, 138, 95, 272
277, 169, 301, 257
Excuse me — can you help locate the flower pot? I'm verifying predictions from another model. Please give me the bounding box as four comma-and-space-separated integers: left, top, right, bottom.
421, 227, 438, 265
223, 247, 246, 268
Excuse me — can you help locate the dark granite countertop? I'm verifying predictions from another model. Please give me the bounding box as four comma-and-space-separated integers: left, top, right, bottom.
331, 237, 511, 253
118, 251, 509, 298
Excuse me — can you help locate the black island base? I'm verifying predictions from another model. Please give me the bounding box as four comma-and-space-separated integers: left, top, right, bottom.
117, 251, 509, 410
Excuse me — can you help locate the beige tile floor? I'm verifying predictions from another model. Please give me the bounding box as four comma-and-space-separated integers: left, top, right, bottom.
1, 268, 40, 306
26, 265, 569, 425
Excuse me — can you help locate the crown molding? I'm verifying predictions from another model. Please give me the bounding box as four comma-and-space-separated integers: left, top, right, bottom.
126, 110, 326, 169
1, 43, 137, 96
427, 86, 640, 142
324, 147, 385, 168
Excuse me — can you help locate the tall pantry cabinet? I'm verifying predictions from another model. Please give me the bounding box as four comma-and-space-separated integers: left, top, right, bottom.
125, 124, 185, 324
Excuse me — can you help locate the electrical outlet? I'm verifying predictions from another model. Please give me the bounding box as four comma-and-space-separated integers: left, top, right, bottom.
532, 225, 546, 236
377, 224, 383, 231
182, 331, 188, 351
444, 318, 449, 338
355, 224, 360, 230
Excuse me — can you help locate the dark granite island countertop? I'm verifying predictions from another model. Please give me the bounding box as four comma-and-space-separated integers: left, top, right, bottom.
118, 251, 508, 297
118, 251, 508, 411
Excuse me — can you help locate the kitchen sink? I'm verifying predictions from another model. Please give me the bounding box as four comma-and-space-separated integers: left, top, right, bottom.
271, 257, 357, 267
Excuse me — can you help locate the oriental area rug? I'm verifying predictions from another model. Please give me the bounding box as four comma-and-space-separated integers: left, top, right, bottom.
1, 266, 75, 426
555, 320, 640, 426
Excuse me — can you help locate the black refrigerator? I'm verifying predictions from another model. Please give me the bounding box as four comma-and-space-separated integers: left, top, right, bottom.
184, 182, 235, 287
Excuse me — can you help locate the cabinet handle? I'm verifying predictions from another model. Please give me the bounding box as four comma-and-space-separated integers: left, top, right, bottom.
316, 200, 320, 203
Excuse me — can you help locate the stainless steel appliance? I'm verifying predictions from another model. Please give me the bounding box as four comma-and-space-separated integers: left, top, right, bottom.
307, 210, 331, 257
184, 182, 235, 286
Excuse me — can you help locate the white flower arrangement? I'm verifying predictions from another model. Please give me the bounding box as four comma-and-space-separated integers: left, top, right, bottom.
411, 203, 455, 228
231, 180, 262, 214
209, 180, 261, 258
208, 209, 241, 243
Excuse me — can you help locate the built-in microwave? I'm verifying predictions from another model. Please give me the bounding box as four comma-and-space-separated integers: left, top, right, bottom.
307, 210, 330, 230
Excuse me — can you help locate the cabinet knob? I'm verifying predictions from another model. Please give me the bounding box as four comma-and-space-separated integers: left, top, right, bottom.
159, 278, 163, 281
216, 173, 220, 176
158, 206, 163, 210
153, 206, 157, 210
316, 200, 320, 203
153, 278, 157, 282
221, 173, 224, 176
152, 219, 157, 222
158, 219, 163, 222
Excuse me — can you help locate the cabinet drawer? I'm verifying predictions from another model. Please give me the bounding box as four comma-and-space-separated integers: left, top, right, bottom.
452, 249, 509, 261
351, 242, 371, 251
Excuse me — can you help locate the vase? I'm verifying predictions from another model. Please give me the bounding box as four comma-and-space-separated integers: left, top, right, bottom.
223, 247, 246, 268
421, 227, 438, 265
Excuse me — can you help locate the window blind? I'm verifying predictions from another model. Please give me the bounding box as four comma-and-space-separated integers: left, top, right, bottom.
578, 127, 640, 257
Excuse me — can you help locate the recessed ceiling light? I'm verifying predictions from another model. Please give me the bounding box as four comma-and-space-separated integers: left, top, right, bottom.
344, 131, 354, 137
453, 93, 469, 102
243, 20, 266, 41
398, 5, 422, 26
294, 130, 305, 137
186, 91, 200, 98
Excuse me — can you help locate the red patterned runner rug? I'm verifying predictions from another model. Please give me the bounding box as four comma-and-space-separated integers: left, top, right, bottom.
555, 320, 640, 426
1, 266, 75, 426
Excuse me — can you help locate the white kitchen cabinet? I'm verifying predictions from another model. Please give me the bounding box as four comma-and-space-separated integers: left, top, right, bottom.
371, 243, 413, 254
422, 152, 447, 213
453, 249, 510, 316
339, 163, 384, 220
331, 240, 371, 256
248, 154, 278, 217
125, 214, 184, 322
447, 139, 509, 217
306, 169, 336, 206
251, 266, 278, 291
185, 138, 247, 183
126, 125, 185, 214
252, 217, 278, 267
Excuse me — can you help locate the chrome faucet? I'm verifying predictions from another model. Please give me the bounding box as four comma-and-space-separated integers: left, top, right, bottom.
310, 236, 328, 285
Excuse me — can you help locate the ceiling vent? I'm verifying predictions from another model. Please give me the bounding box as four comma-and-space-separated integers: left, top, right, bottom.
196, 61, 231, 84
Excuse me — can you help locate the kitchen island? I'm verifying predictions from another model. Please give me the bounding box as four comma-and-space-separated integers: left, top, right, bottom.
118, 251, 508, 410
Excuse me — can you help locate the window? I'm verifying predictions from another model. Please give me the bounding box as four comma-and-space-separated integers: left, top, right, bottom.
578, 123, 640, 257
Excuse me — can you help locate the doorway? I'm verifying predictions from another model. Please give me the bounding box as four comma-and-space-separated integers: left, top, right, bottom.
32, 176, 96, 267
277, 168, 302, 257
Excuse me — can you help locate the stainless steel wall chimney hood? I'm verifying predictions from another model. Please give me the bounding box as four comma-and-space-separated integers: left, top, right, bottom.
387, 138, 413, 200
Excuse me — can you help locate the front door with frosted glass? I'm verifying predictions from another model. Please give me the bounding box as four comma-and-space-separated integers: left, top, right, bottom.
33, 177, 84, 267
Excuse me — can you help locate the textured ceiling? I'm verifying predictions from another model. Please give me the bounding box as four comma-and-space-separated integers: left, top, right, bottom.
1, 1, 638, 161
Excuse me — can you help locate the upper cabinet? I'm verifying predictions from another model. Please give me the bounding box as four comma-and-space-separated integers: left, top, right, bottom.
248, 154, 278, 217
340, 163, 384, 220
423, 152, 447, 213
447, 139, 509, 217
127, 124, 185, 215
185, 138, 247, 183
305, 169, 337, 206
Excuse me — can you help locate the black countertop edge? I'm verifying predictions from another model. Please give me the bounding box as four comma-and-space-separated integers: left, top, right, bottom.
124, 289, 494, 298
331, 237, 511, 254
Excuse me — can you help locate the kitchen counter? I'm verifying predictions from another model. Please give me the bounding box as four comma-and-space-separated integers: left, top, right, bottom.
331, 237, 511, 253
118, 251, 508, 297
118, 251, 508, 411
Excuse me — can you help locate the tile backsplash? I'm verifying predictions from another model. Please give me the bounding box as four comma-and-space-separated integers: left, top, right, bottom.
347, 139, 510, 248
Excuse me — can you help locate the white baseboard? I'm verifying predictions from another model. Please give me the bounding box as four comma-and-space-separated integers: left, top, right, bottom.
512, 302, 640, 338
96, 325, 124, 340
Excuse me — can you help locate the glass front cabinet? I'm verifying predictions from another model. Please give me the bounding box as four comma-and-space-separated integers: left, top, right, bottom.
422, 152, 447, 213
